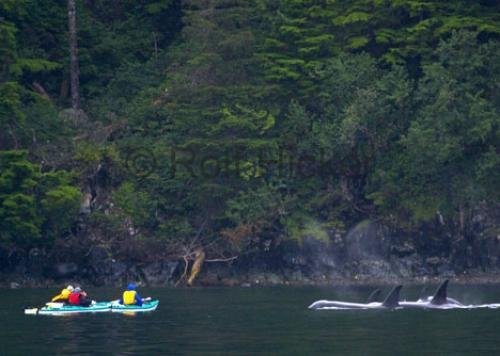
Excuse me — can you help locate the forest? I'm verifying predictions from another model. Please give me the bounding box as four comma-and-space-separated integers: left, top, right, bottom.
1, 0, 499, 284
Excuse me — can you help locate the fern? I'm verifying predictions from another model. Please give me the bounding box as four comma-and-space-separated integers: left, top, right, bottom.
10, 58, 61, 76
348, 36, 370, 49
332, 11, 371, 26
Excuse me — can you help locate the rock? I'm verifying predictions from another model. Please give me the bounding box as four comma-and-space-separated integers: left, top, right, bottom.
425, 256, 443, 266
111, 261, 127, 281
10, 282, 20, 289
390, 255, 426, 278
290, 270, 303, 281
197, 272, 221, 286
265, 273, 283, 285
280, 236, 338, 280
344, 220, 391, 261
87, 246, 112, 276
10, 250, 27, 275
59, 108, 89, 127
436, 258, 455, 276
437, 267, 456, 278
425, 256, 449, 275
80, 192, 92, 214
356, 259, 393, 279
26, 248, 46, 277
391, 242, 416, 258
219, 278, 239, 286
141, 261, 179, 286
282, 251, 308, 267
0, 248, 8, 270
53, 262, 79, 278
124, 265, 140, 283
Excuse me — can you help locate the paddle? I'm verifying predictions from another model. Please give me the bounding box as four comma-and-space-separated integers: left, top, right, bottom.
45, 302, 64, 308
111, 297, 151, 303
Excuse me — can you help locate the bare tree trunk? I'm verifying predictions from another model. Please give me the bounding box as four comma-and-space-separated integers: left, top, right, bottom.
68, 0, 80, 110
60, 78, 69, 99
32, 81, 52, 103
152, 32, 158, 64
187, 248, 205, 286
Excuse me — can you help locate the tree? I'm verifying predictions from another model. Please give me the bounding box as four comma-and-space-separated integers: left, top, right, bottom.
261, 0, 500, 98
367, 31, 500, 264
67, 0, 80, 110
0, 0, 64, 149
0, 150, 81, 250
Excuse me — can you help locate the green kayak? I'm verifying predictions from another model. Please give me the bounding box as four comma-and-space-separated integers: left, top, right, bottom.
110, 300, 159, 312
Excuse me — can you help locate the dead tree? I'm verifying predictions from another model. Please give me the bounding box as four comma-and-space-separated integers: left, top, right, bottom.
68, 0, 80, 110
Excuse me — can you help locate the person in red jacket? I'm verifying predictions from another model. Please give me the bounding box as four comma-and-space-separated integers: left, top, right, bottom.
68, 286, 92, 307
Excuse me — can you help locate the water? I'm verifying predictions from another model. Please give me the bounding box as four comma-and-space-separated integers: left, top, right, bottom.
2, 285, 500, 355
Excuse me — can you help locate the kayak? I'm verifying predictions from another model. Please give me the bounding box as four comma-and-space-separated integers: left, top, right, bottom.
24, 300, 159, 315
25, 302, 111, 315
110, 300, 159, 312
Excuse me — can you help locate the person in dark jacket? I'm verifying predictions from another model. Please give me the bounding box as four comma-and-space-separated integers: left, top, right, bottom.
68, 287, 92, 307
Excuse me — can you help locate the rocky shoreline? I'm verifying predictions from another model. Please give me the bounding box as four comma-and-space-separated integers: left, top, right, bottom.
2, 220, 500, 289
3, 270, 500, 289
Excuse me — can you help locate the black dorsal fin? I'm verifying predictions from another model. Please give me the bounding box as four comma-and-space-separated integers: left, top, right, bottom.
367, 289, 382, 303
430, 280, 449, 305
382, 285, 402, 308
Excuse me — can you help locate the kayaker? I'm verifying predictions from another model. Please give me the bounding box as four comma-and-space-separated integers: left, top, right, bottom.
119, 283, 143, 306
51, 285, 74, 303
68, 286, 92, 307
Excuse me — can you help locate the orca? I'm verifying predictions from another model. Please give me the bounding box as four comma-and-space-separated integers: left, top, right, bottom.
309, 280, 500, 310
308, 285, 402, 310
382, 285, 402, 308
431, 279, 451, 305
398, 280, 463, 309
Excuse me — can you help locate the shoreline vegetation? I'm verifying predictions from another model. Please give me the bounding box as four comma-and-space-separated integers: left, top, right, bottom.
1, 1, 499, 288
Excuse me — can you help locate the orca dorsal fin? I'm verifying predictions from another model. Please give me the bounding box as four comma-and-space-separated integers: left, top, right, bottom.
431, 280, 449, 305
417, 286, 428, 300
382, 285, 402, 308
367, 289, 382, 303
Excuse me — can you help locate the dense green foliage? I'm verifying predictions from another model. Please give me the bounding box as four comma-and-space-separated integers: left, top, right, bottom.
1, 0, 499, 264
0, 150, 80, 248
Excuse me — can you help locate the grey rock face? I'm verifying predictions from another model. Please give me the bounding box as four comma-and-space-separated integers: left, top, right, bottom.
53, 262, 79, 278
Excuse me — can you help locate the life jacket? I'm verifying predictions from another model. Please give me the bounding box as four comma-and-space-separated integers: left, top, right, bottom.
68, 292, 82, 305
123, 290, 137, 305
51, 288, 71, 302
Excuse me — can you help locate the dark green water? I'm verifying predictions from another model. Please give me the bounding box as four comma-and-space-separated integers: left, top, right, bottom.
2, 285, 500, 355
